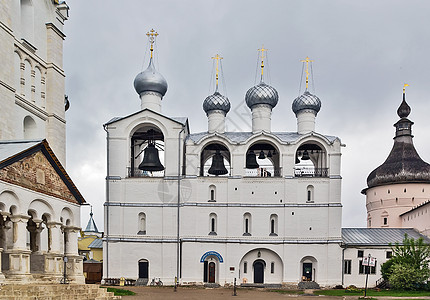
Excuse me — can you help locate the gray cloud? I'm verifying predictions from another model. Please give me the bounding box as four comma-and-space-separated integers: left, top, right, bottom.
64, 0, 430, 230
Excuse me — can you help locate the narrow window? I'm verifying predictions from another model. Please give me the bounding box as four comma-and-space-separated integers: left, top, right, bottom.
244, 262, 247, 274
138, 212, 146, 235
243, 213, 251, 236
359, 260, 365, 274
209, 185, 216, 202
269, 214, 278, 236
271, 219, 275, 233
344, 260, 352, 274
383, 217, 388, 225
307, 190, 311, 201
357, 250, 364, 258
306, 185, 314, 202
386, 251, 392, 259
210, 190, 215, 201
209, 213, 217, 235
270, 262, 275, 274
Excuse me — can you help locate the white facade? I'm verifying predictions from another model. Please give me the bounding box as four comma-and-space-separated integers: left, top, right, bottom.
0, 0, 69, 165
103, 51, 345, 287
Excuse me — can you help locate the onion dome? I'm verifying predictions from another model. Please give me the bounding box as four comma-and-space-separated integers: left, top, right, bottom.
203, 91, 231, 114
292, 91, 321, 115
245, 82, 279, 109
366, 92, 430, 189
134, 58, 168, 97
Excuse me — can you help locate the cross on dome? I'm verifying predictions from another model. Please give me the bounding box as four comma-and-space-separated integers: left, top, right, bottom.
211, 54, 223, 91
146, 29, 159, 58
258, 45, 268, 80
301, 56, 314, 90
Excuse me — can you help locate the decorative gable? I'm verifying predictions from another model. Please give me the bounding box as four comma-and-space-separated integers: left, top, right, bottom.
0, 150, 79, 204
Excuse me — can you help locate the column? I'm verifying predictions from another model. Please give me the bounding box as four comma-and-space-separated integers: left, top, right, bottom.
64, 226, 84, 283
5, 215, 31, 281
44, 222, 63, 278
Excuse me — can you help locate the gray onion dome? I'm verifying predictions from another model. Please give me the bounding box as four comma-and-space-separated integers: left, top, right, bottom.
245, 82, 279, 109
292, 91, 321, 115
134, 58, 168, 97
203, 91, 231, 114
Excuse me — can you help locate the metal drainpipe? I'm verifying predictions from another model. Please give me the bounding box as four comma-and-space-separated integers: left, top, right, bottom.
177, 126, 185, 284
341, 245, 346, 286
103, 124, 110, 279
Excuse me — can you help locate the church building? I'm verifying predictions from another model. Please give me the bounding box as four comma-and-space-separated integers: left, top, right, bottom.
0, 0, 85, 283
103, 31, 344, 287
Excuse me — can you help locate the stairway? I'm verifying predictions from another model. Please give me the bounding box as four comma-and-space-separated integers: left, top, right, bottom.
0, 284, 120, 300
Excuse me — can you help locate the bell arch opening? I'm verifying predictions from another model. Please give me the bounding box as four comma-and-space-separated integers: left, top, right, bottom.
200, 143, 231, 177
294, 142, 328, 177
130, 126, 165, 177
245, 142, 281, 177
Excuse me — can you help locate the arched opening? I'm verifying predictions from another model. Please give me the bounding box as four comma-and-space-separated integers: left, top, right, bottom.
200, 143, 230, 176
306, 185, 314, 202
243, 213, 251, 236
245, 142, 281, 177
209, 213, 217, 235
138, 259, 149, 280
300, 256, 317, 282
14, 52, 21, 94
381, 211, 389, 226
202, 253, 221, 284
208, 185, 216, 202
269, 214, 278, 236
34, 67, 42, 107
138, 212, 146, 235
294, 143, 328, 177
130, 126, 165, 178
23, 60, 32, 100
253, 259, 265, 283
23, 116, 37, 139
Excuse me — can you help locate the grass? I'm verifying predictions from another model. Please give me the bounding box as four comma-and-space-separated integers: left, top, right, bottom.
102, 287, 136, 296
315, 289, 430, 297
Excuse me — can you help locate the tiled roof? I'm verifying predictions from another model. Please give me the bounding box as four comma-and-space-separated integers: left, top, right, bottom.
342, 228, 430, 246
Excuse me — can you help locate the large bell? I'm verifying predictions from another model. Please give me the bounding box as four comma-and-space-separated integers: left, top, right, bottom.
301, 150, 310, 160
208, 150, 228, 175
246, 150, 259, 169
138, 143, 165, 171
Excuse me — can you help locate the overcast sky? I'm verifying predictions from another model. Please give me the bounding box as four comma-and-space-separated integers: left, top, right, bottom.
63, 1, 430, 230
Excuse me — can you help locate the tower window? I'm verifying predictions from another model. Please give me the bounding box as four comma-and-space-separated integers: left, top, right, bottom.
270, 214, 278, 236
243, 213, 251, 236
209, 213, 217, 235
271, 262, 275, 273
244, 262, 247, 274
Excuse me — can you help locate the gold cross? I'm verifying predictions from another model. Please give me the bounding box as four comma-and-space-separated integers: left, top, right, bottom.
403, 83, 409, 94
301, 56, 314, 90
258, 46, 268, 78
211, 54, 223, 90
146, 29, 159, 58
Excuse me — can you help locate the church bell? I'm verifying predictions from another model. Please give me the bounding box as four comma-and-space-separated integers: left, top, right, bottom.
246, 150, 259, 169
301, 150, 310, 160
138, 142, 165, 171
208, 150, 228, 175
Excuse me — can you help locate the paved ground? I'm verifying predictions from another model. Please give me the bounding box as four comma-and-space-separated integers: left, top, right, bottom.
117, 286, 340, 300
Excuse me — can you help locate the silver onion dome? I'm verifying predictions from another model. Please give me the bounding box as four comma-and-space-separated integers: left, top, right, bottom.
203, 91, 231, 114
245, 82, 279, 109
292, 91, 321, 115
134, 58, 168, 97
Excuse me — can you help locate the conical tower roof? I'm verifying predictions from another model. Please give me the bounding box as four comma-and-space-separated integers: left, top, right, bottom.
85, 207, 99, 233
366, 91, 430, 189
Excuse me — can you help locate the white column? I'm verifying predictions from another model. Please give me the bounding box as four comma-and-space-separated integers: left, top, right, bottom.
47, 222, 63, 254
207, 110, 226, 133
251, 104, 272, 133
10, 215, 30, 251
296, 110, 316, 134
140, 92, 162, 112
64, 226, 79, 256
6, 215, 31, 280
64, 226, 84, 284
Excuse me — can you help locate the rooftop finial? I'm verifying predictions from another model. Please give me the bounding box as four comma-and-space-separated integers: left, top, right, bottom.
258, 45, 268, 82
403, 83, 409, 94
146, 29, 159, 59
90, 205, 93, 217
211, 54, 223, 91
301, 56, 314, 90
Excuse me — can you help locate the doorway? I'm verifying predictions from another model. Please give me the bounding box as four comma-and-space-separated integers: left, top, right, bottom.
253, 260, 265, 283
208, 262, 216, 283
303, 263, 312, 281
138, 260, 149, 279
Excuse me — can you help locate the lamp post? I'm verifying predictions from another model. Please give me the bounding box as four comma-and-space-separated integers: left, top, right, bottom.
61, 256, 68, 284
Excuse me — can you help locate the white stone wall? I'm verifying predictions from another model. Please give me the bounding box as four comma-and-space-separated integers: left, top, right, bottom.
0, 1, 68, 165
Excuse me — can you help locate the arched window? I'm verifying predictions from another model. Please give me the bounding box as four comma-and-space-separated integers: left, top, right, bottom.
243, 213, 251, 236
306, 185, 314, 202
23, 116, 37, 139
14, 52, 21, 94
295, 143, 328, 178
209, 213, 217, 235
34, 67, 42, 107
271, 262, 275, 273
23, 60, 32, 100
270, 214, 278, 236
209, 185, 216, 202
138, 212, 146, 235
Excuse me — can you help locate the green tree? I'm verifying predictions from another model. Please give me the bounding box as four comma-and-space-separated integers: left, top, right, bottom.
381, 234, 430, 290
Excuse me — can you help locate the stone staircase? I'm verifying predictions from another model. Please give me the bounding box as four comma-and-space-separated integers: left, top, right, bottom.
0, 284, 121, 300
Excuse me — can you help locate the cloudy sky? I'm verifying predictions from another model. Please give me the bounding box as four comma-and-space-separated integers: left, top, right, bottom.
63, 1, 430, 230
